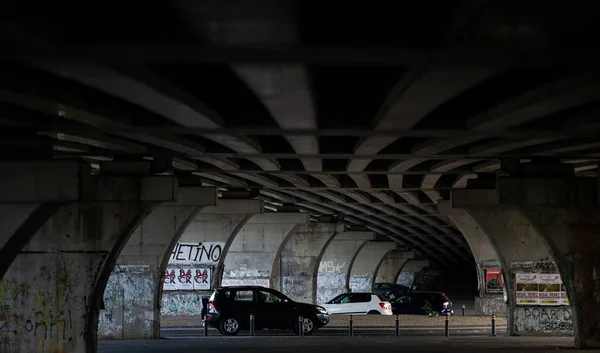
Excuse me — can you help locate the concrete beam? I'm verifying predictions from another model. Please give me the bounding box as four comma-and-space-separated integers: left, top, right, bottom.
316, 231, 374, 304
273, 222, 345, 304
348, 241, 396, 292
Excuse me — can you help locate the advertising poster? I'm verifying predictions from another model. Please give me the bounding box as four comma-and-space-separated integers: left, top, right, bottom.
516, 273, 539, 305
538, 274, 562, 306
164, 267, 212, 291
485, 269, 503, 293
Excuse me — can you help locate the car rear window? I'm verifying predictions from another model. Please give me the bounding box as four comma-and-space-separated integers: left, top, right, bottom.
234, 290, 253, 302
376, 294, 387, 301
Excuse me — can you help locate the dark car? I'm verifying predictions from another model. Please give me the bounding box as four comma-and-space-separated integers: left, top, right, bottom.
206, 286, 329, 335
373, 282, 411, 300
390, 291, 453, 316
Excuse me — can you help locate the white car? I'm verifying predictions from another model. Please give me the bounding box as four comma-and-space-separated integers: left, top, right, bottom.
321, 292, 393, 315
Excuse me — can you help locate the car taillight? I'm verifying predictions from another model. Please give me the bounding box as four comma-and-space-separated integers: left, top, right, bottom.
208, 301, 217, 314
442, 302, 449, 307
379, 302, 386, 309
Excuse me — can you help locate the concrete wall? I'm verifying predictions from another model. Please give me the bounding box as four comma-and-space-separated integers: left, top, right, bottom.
348, 242, 395, 292
374, 250, 414, 283
221, 213, 307, 287
0, 202, 145, 353
397, 259, 429, 288
273, 223, 344, 304
316, 231, 373, 304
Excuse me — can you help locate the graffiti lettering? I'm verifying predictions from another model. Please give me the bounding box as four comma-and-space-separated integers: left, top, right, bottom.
516, 307, 574, 333
318, 261, 344, 274
170, 242, 223, 265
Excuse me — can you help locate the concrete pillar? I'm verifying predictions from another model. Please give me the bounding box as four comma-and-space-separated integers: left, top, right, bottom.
374, 250, 415, 284
316, 231, 374, 304
458, 176, 600, 348
0, 161, 176, 353
271, 222, 344, 304
397, 259, 430, 288
162, 200, 262, 320
221, 213, 308, 288
348, 242, 396, 292
97, 187, 217, 340
439, 200, 506, 316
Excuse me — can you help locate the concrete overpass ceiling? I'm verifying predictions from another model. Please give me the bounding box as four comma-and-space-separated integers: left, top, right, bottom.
3, 1, 600, 268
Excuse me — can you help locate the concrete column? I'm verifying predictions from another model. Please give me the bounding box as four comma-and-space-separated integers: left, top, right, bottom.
162, 200, 262, 320
397, 259, 430, 288
221, 213, 307, 288
97, 187, 217, 340
0, 161, 176, 353
374, 250, 415, 283
316, 231, 374, 304
271, 222, 344, 304
348, 242, 396, 292
439, 200, 506, 316
464, 176, 600, 348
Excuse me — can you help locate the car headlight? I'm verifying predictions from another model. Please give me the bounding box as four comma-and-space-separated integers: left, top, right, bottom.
316, 306, 328, 314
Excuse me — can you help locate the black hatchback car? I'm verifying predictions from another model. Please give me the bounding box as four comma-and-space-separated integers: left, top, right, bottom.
206, 286, 329, 335
390, 291, 453, 316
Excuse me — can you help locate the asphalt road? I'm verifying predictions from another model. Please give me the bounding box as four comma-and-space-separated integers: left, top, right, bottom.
99, 336, 588, 353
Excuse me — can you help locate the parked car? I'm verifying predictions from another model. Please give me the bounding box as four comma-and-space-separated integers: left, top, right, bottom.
206, 286, 329, 335
321, 292, 393, 315
390, 291, 453, 316
373, 282, 411, 300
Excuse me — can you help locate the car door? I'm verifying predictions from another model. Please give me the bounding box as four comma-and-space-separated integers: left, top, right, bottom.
411, 293, 428, 315
230, 289, 255, 329
255, 289, 290, 329
391, 294, 412, 314
323, 293, 352, 314
350, 293, 372, 314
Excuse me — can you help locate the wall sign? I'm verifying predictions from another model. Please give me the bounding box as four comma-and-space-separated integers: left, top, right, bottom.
164, 267, 212, 291
485, 269, 503, 294
516, 273, 567, 306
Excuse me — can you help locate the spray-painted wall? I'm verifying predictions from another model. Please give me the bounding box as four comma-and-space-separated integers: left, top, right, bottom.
161, 292, 205, 317
397, 260, 428, 288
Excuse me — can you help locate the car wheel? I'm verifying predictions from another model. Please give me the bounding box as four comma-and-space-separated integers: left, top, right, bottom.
219, 317, 240, 336
293, 316, 316, 335
367, 310, 381, 315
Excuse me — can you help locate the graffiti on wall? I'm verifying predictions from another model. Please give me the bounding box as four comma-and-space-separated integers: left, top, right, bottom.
397, 271, 418, 288
161, 292, 203, 317
163, 267, 211, 291
316, 273, 345, 304
515, 307, 574, 333
169, 242, 224, 265
318, 261, 345, 274
98, 265, 155, 339
0, 257, 93, 353
282, 272, 311, 302
221, 278, 269, 287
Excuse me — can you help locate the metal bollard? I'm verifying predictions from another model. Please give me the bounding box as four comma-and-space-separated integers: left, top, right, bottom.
203, 315, 208, 336
250, 314, 255, 336
298, 316, 304, 337
444, 313, 449, 337
462, 305, 465, 316
395, 315, 399, 337
491, 314, 496, 336
349, 314, 353, 337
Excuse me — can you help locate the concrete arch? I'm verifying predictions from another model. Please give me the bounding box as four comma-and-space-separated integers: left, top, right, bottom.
0, 203, 64, 278
97, 187, 217, 340
316, 231, 374, 304
220, 213, 308, 287
270, 222, 345, 303
348, 242, 396, 292
160, 199, 263, 320
373, 249, 415, 284
438, 200, 506, 316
